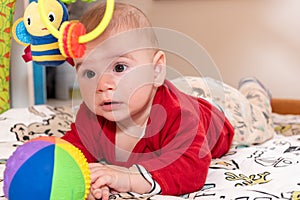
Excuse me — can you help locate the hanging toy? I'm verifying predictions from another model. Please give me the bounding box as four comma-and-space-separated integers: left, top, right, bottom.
39, 0, 114, 58
12, 0, 71, 66
12, 0, 114, 66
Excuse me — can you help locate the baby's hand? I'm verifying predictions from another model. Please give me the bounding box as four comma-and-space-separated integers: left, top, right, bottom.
89, 163, 131, 195
87, 185, 110, 200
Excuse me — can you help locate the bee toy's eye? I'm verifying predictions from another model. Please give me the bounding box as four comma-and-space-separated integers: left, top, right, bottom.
48, 12, 55, 22
27, 16, 31, 26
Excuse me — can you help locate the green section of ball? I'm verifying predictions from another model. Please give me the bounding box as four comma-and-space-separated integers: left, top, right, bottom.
50, 145, 87, 200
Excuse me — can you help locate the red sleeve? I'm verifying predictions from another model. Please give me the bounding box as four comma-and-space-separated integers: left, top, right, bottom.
62, 103, 102, 163
137, 108, 212, 195
199, 98, 234, 158
137, 94, 234, 195
62, 123, 97, 163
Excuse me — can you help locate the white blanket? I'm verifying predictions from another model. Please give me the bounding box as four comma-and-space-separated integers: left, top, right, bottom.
0, 105, 299, 200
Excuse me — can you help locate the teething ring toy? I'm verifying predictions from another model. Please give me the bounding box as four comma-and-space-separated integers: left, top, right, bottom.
58, 21, 86, 58
38, 0, 114, 58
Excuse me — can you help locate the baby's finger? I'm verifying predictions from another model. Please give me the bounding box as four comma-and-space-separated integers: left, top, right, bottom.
92, 174, 112, 189
87, 191, 96, 200
93, 186, 110, 200
93, 188, 102, 199
90, 168, 108, 183
101, 186, 110, 200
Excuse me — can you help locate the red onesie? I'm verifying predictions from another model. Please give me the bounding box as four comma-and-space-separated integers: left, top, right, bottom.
62, 80, 234, 195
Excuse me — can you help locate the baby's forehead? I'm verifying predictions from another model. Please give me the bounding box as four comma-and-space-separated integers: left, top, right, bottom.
87, 28, 156, 54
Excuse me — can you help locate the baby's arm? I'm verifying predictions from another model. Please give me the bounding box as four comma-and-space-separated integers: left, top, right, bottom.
88, 163, 152, 199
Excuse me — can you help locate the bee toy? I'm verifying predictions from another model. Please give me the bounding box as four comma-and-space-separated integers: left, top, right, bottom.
12, 0, 71, 66
12, 0, 114, 67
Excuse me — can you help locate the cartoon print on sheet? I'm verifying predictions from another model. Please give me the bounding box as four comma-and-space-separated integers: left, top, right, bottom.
10, 106, 73, 142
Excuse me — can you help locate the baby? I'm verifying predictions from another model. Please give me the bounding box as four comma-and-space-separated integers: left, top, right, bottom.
62, 2, 273, 200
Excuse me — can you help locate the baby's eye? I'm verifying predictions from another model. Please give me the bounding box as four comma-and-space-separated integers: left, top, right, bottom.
113, 64, 128, 73
85, 70, 96, 79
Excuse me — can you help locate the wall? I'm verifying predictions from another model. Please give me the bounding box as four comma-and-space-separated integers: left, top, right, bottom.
10, 0, 34, 108
124, 0, 300, 99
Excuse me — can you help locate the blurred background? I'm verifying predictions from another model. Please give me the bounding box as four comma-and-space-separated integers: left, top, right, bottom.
10, 0, 300, 108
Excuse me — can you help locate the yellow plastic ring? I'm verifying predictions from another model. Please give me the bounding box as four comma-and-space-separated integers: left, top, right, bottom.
38, 0, 114, 43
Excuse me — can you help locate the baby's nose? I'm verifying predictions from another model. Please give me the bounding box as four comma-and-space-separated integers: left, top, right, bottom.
97, 73, 116, 92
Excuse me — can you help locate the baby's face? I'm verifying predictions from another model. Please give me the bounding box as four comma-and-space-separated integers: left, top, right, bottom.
75, 31, 162, 126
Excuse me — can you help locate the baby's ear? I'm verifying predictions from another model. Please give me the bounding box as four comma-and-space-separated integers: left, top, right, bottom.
153, 50, 166, 87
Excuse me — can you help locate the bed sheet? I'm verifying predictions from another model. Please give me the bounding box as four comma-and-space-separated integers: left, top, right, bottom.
0, 105, 299, 200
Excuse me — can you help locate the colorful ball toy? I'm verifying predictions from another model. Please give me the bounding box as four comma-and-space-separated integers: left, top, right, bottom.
3, 136, 90, 200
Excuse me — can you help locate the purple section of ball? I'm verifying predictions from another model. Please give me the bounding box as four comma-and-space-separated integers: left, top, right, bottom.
3, 140, 54, 197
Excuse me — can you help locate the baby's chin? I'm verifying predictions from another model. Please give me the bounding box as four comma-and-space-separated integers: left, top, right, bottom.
93, 108, 126, 122
84, 102, 129, 121
84, 103, 102, 116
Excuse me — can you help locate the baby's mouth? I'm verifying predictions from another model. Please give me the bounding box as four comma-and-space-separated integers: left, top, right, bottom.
102, 101, 120, 106
100, 101, 122, 112
100, 101, 123, 111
